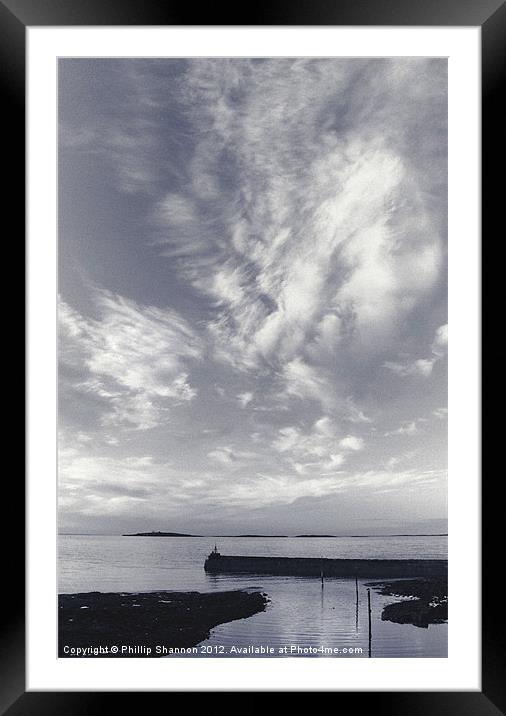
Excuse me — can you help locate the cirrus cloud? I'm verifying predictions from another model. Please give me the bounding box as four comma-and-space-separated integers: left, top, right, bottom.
59, 291, 202, 431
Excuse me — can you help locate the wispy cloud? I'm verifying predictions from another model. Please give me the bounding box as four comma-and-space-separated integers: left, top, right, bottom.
281, 358, 331, 408
139, 60, 446, 380
60, 292, 202, 430
60, 432, 445, 520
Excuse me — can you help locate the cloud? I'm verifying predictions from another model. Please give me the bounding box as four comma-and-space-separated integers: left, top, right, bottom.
344, 398, 373, 424
60, 120, 160, 196
207, 446, 257, 468
59, 60, 191, 196
132, 59, 446, 379
237, 391, 253, 408
156, 193, 198, 227
433, 407, 448, 419
281, 358, 331, 407
386, 450, 417, 469
432, 323, 448, 356
383, 324, 448, 379
383, 358, 436, 378
60, 427, 347, 515
207, 448, 234, 466
61, 58, 447, 379
385, 420, 419, 437
272, 417, 365, 476
339, 435, 364, 451
60, 431, 445, 518
59, 292, 202, 430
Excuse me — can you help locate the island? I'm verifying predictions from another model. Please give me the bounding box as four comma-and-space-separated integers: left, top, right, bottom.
59, 590, 269, 657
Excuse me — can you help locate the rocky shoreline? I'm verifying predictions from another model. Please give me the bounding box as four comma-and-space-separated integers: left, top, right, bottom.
367, 577, 448, 628
59, 589, 269, 657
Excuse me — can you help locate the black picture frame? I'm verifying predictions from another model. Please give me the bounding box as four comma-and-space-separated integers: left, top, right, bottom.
4, 0, 501, 709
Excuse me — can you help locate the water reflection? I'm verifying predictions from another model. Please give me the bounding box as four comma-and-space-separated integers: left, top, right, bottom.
200, 572, 446, 658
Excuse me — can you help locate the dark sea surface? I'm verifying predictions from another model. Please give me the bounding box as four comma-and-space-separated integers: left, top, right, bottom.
59, 535, 448, 658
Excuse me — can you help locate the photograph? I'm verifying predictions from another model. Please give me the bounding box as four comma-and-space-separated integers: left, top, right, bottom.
57, 56, 449, 660
0, 0, 496, 703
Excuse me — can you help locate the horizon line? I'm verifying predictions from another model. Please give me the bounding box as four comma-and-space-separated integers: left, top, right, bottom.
59, 532, 449, 538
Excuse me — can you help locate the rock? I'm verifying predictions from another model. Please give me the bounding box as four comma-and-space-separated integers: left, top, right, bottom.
59, 589, 269, 657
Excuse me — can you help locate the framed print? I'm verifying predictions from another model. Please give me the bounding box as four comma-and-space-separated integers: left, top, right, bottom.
3, 0, 502, 709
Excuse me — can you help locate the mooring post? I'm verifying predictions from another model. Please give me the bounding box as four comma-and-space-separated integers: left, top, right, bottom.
367, 588, 372, 657
355, 576, 359, 630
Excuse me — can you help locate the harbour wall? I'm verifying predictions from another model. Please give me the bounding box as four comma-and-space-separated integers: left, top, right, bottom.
204, 555, 447, 578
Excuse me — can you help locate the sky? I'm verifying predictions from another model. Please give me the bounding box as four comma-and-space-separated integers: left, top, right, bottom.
58, 58, 447, 536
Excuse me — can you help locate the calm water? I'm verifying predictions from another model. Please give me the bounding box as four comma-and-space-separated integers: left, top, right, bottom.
59, 535, 448, 658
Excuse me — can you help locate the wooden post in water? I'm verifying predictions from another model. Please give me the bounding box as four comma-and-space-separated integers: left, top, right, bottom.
367, 588, 372, 657
355, 576, 359, 630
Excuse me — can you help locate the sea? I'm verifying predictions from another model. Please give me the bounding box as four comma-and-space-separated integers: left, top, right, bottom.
59, 534, 448, 658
